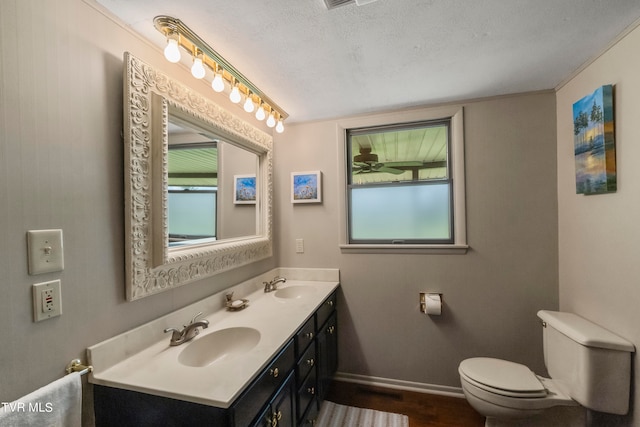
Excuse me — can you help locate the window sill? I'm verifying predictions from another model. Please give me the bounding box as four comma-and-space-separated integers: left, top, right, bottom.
339, 244, 469, 255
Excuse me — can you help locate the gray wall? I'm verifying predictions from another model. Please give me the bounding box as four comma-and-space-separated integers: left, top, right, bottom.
274, 92, 559, 389
0, 0, 276, 405
557, 24, 640, 427
218, 142, 258, 239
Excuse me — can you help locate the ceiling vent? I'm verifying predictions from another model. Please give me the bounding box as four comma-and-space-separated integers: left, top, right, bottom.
323, 0, 354, 9
323, 0, 378, 9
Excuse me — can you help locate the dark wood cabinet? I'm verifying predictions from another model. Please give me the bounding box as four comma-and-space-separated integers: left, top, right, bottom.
232, 340, 296, 426
317, 311, 338, 402
297, 291, 338, 425
252, 372, 296, 427
94, 290, 338, 427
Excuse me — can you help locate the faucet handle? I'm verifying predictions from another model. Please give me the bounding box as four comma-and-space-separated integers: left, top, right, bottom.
164, 327, 182, 341
189, 312, 204, 325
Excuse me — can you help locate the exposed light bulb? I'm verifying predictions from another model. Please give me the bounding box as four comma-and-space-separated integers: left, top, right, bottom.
266, 113, 276, 128
211, 73, 225, 92
164, 38, 181, 63
276, 119, 284, 133
191, 56, 206, 79
229, 85, 242, 104
243, 97, 255, 113
255, 105, 266, 121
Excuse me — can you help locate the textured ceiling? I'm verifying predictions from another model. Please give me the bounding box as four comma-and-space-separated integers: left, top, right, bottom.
95, 0, 640, 124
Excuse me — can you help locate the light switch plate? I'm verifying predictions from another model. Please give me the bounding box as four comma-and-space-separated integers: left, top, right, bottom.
32, 280, 62, 322
27, 229, 64, 275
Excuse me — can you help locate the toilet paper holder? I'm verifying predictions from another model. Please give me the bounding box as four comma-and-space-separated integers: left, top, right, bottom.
420, 292, 443, 315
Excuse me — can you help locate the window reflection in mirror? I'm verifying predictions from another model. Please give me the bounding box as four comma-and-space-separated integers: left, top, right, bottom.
168, 116, 258, 249
168, 119, 218, 247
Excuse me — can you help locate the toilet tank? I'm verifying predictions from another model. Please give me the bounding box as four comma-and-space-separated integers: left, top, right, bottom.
537, 310, 635, 415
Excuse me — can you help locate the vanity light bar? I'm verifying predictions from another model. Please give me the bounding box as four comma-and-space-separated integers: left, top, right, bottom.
154, 15, 287, 133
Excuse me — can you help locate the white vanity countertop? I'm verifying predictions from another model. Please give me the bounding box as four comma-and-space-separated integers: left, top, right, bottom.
87, 268, 339, 408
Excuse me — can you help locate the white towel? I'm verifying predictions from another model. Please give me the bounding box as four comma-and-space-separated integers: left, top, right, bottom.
0, 372, 82, 427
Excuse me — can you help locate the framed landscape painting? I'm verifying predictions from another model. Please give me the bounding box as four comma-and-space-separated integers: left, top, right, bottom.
291, 171, 322, 204
573, 84, 616, 194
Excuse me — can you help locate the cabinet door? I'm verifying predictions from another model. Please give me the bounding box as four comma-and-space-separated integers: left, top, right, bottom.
94, 385, 229, 427
253, 372, 296, 427
233, 340, 295, 426
316, 311, 338, 401
272, 373, 296, 427
299, 400, 319, 427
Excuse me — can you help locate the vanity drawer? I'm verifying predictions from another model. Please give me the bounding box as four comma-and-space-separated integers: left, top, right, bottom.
296, 367, 316, 422
316, 292, 337, 330
295, 316, 315, 356
231, 340, 295, 427
296, 341, 316, 383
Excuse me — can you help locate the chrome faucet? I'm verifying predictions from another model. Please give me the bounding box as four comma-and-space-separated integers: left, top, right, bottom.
164, 312, 209, 346
263, 276, 286, 293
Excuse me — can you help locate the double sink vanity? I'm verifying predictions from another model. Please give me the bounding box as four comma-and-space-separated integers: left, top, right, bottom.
88, 268, 339, 426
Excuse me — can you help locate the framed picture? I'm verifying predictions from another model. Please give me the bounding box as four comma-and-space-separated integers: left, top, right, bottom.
234, 174, 256, 204
573, 84, 616, 194
291, 171, 322, 204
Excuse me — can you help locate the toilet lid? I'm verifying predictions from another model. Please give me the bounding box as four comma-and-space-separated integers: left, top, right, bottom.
459, 358, 547, 398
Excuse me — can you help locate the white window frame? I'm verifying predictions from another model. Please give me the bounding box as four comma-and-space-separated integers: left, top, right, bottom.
337, 105, 468, 254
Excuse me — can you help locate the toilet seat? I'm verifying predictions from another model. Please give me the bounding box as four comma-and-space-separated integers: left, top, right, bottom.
458, 358, 546, 398
458, 358, 577, 414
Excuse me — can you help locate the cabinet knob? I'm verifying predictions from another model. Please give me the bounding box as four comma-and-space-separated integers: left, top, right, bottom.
305, 332, 314, 339
328, 325, 335, 334
270, 367, 279, 378
306, 358, 315, 367
266, 410, 282, 426
307, 386, 315, 395
327, 300, 334, 307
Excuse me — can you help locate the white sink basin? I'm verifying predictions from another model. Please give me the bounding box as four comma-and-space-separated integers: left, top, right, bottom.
178, 327, 260, 367
274, 286, 316, 299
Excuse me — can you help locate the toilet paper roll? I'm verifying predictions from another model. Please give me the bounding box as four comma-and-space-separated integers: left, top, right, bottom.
425, 293, 442, 315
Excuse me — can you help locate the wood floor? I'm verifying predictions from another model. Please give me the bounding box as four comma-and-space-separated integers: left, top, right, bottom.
324, 380, 485, 427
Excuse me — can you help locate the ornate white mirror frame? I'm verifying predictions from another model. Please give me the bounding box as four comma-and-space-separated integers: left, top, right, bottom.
123, 52, 273, 301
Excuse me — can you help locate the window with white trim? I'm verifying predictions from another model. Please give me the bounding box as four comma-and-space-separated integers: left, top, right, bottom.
340, 107, 467, 253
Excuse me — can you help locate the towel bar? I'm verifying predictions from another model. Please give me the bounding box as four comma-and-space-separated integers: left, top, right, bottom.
66, 359, 93, 376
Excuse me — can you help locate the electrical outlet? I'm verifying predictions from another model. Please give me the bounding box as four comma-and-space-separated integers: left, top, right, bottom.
42, 288, 54, 312
295, 238, 304, 253
33, 280, 62, 322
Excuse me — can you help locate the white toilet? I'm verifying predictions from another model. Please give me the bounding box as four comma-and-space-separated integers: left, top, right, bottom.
458, 310, 635, 427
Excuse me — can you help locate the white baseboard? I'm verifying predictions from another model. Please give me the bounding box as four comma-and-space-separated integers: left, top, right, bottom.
333, 372, 466, 399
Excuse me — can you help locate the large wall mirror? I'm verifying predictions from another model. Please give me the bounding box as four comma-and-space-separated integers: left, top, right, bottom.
124, 52, 273, 301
